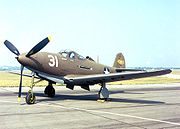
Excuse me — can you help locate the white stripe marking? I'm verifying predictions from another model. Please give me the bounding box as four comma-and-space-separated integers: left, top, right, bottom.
1, 100, 180, 126
39, 103, 180, 126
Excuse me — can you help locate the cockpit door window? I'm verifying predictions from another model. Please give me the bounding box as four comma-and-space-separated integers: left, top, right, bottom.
69, 52, 75, 59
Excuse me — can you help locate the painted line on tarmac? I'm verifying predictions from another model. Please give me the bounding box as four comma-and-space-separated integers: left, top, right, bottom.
0, 100, 20, 104
1, 100, 180, 126
39, 102, 180, 126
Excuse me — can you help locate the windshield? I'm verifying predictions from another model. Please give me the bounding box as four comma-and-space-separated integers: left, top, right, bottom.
59, 50, 86, 60
59, 50, 68, 57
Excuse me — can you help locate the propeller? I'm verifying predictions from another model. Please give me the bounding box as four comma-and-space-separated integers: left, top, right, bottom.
3, 36, 51, 101
4, 40, 20, 56
18, 65, 24, 101
26, 36, 51, 57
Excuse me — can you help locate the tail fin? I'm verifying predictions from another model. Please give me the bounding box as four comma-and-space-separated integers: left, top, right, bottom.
113, 53, 125, 68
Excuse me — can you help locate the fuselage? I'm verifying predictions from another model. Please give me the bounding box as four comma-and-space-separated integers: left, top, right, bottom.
17, 51, 117, 77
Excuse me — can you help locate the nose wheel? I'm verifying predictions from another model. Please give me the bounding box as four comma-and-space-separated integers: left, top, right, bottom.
26, 91, 36, 104
44, 82, 55, 97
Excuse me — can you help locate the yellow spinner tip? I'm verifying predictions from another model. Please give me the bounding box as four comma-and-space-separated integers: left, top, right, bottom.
48, 36, 52, 41
18, 97, 21, 101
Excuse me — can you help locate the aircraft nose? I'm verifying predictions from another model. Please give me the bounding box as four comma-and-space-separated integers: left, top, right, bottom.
16, 54, 28, 66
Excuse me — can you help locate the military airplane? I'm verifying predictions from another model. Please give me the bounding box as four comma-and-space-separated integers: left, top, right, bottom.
3, 36, 171, 104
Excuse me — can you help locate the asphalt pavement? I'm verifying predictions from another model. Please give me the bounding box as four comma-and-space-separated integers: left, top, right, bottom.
1, 84, 180, 129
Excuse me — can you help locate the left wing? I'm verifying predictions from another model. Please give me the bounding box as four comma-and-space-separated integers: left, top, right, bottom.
9, 70, 65, 84
9, 71, 40, 79
65, 69, 171, 86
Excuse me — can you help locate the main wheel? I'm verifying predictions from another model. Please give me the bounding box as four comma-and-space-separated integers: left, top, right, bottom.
98, 87, 109, 99
26, 91, 36, 104
44, 86, 55, 97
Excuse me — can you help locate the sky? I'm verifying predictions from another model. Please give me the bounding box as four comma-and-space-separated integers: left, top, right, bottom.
0, 0, 179, 67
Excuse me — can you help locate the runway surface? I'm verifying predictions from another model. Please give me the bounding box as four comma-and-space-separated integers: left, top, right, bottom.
1, 83, 180, 129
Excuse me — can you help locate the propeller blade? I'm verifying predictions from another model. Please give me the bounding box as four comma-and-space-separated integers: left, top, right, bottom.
3, 40, 20, 56
26, 36, 51, 57
18, 65, 24, 101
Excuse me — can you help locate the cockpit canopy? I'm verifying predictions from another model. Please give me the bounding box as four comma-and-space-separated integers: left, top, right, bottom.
59, 50, 86, 60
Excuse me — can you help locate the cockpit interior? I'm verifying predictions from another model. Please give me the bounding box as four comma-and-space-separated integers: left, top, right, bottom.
59, 50, 87, 60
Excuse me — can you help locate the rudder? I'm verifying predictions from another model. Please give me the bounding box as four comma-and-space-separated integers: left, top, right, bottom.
113, 53, 125, 68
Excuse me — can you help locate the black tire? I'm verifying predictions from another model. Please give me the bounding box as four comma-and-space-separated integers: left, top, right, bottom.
26, 92, 36, 104
44, 86, 49, 95
44, 86, 55, 97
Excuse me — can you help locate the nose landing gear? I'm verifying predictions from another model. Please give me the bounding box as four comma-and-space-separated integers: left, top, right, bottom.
26, 73, 36, 104
24, 71, 56, 104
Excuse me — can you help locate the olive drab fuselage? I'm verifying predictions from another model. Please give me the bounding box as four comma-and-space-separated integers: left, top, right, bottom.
17, 51, 117, 77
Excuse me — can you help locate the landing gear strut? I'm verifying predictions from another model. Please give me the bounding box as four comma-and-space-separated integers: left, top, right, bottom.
97, 82, 110, 102
44, 82, 55, 97
26, 73, 36, 104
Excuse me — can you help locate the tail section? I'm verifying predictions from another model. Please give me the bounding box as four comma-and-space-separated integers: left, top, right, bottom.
113, 53, 125, 68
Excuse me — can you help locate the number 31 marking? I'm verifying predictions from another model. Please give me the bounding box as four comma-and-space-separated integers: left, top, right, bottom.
48, 55, 58, 67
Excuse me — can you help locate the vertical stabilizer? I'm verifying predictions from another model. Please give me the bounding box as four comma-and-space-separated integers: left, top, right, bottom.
113, 53, 125, 68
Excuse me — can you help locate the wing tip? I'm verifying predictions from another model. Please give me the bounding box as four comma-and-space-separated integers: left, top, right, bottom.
160, 69, 172, 75
167, 69, 172, 74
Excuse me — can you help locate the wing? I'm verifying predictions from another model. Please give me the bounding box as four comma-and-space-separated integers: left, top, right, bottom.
9, 71, 40, 79
9, 71, 64, 84
9, 69, 171, 88
65, 69, 171, 86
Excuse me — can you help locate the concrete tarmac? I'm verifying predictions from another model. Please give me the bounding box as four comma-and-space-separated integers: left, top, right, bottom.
1, 83, 180, 129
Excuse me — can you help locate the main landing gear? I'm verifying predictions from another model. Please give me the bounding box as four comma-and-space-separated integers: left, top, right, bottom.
97, 82, 110, 103
44, 82, 55, 97
25, 73, 55, 104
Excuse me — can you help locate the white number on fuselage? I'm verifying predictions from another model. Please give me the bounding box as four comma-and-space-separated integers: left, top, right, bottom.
48, 55, 58, 67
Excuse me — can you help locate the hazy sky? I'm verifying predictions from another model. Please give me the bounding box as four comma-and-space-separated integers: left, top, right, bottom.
0, 0, 179, 67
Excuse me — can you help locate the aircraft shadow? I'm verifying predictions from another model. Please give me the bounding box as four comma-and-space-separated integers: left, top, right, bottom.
110, 98, 164, 104
110, 90, 144, 95
17, 91, 164, 104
